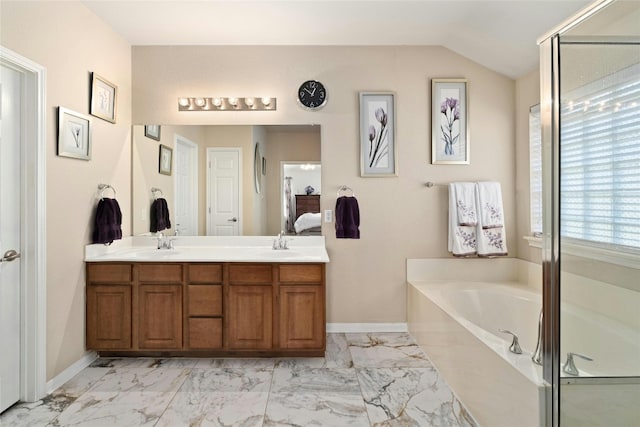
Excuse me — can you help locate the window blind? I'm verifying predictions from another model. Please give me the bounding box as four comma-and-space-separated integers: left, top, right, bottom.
560, 63, 640, 251
529, 105, 543, 236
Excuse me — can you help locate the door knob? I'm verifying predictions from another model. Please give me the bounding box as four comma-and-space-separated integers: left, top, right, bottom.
227, 217, 238, 222
1, 249, 21, 263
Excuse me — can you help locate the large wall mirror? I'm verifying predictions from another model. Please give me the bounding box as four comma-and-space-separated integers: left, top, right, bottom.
132, 124, 321, 237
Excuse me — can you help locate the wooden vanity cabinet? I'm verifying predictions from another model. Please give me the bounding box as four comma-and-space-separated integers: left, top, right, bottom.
137, 264, 183, 349
86, 264, 132, 350
227, 264, 273, 350
186, 264, 223, 349
86, 261, 325, 356
278, 264, 325, 349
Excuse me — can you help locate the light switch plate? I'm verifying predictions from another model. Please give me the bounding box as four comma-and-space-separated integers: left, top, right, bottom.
324, 209, 333, 223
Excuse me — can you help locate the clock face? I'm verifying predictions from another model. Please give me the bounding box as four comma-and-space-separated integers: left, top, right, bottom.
297, 80, 327, 110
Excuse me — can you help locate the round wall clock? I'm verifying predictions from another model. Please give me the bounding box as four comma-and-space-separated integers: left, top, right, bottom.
297, 80, 327, 110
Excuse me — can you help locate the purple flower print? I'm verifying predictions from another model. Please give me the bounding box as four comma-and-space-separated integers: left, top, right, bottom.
369, 107, 389, 168
440, 97, 460, 156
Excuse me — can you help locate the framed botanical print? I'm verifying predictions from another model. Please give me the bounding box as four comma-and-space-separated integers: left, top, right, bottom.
90, 73, 117, 123
359, 92, 397, 177
159, 144, 172, 175
57, 107, 92, 160
431, 78, 469, 165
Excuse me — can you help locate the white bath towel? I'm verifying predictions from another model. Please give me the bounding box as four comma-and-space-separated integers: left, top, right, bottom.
448, 183, 477, 256
477, 181, 505, 229
452, 182, 478, 226
475, 182, 508, 256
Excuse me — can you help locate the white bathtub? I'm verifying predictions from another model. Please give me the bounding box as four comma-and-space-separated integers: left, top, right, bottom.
407, 258, 546, 427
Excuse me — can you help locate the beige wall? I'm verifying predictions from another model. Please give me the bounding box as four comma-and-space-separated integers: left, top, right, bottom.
132, 45, 517, 323
1, 1, 132, 380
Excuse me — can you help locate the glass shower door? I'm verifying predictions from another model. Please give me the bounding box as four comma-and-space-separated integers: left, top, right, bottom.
557, 7, 640, 425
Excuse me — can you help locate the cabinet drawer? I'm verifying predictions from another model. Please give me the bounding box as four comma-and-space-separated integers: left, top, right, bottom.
188, 285, 223, 316
188, 318, 223, 349
138, 264, 183, 283
279, 264, 323, 283
229, 264, 272, 285
188, 264, 222, 284
87, 263, 132, 283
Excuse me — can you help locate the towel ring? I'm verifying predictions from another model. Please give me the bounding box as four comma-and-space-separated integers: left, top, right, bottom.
337, 185, 355, 197
98, 184, 116, 199
151, 187, 163, 199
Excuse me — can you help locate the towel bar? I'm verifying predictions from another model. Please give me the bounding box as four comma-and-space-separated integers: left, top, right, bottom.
337, 185, 355, 197
98, 184, 116, 199
151, 187, 163, 199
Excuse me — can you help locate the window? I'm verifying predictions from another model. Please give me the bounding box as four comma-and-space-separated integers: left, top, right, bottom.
529, 104, 543, 237
560, 63, 640, 252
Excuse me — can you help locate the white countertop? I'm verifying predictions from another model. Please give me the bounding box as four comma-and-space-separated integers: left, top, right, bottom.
85, 236, 330, 263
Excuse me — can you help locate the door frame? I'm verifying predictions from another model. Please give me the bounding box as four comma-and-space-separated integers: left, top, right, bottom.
206, 147, 243, 236
173, 134, 198, 235
1, 47, 47, 402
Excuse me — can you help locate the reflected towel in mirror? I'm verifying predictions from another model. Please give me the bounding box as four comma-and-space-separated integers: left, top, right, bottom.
150, 197, 171, 233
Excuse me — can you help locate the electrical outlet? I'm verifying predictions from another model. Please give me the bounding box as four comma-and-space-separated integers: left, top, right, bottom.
324, 209, 333, 223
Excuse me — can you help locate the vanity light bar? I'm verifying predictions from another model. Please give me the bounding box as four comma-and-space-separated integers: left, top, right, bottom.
178, 97, 276, 111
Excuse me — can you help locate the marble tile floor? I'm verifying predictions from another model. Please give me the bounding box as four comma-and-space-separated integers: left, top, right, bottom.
1, 333, 478, 427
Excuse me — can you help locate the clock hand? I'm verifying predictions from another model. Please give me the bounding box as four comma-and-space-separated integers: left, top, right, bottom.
310, 87, 317, 96
303, 88, 313, 95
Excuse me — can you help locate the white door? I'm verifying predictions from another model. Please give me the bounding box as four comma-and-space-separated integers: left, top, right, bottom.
174, 135, 198, 236
0, 63, 23, 413
207, 148, 241, 236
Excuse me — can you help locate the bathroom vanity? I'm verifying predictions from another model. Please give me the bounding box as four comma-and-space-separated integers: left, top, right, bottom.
84, 236, 329, 357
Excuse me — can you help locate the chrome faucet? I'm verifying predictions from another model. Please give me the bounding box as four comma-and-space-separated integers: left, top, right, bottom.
156, 232, 174, 250
563, 352, 593, 376
499, 329, 523, 354
532, 309, 543, 365
272, 232, 289, 250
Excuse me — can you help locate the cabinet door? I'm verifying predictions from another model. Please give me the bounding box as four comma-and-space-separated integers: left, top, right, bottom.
228, 285, 272, 350
138, 284, 182, 349
86, 285, 131, 350
279, 285, 325, 349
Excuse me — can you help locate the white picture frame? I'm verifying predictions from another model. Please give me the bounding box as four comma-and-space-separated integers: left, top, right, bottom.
57, 107, 92, 160
431, 78, 469, 165
359, 92, 397, 177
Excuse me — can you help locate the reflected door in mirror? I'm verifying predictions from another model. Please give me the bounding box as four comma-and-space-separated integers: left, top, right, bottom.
208, 148, 241, 236
175, 136, 198, 236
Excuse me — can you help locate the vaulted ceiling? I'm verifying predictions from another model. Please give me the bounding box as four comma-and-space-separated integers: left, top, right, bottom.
82, 0, 592, 78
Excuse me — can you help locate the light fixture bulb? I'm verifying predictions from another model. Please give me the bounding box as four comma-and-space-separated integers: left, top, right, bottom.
261, 97, 271, 106
212, 97, 222, 107
178, 98, 190, 107
244, 97, 255, 107
228, 97, 238, 106
195, 98, 206, 107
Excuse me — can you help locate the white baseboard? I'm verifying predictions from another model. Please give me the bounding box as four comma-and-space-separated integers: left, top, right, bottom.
326, 323, 408, 333
46, 351, 98, 394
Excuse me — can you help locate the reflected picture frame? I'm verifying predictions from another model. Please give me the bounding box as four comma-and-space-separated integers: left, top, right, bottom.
359, 92, 397, 177
57, 107, 92, 160
145, 125, 161, 141
431, 78, 469, 165
90, 73, 117, 123
159, 144, 173, 175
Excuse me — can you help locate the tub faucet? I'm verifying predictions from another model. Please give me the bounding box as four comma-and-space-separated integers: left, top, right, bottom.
532, 309, 543, 365
563, 352, 593, 376
499, 329, 523, 354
